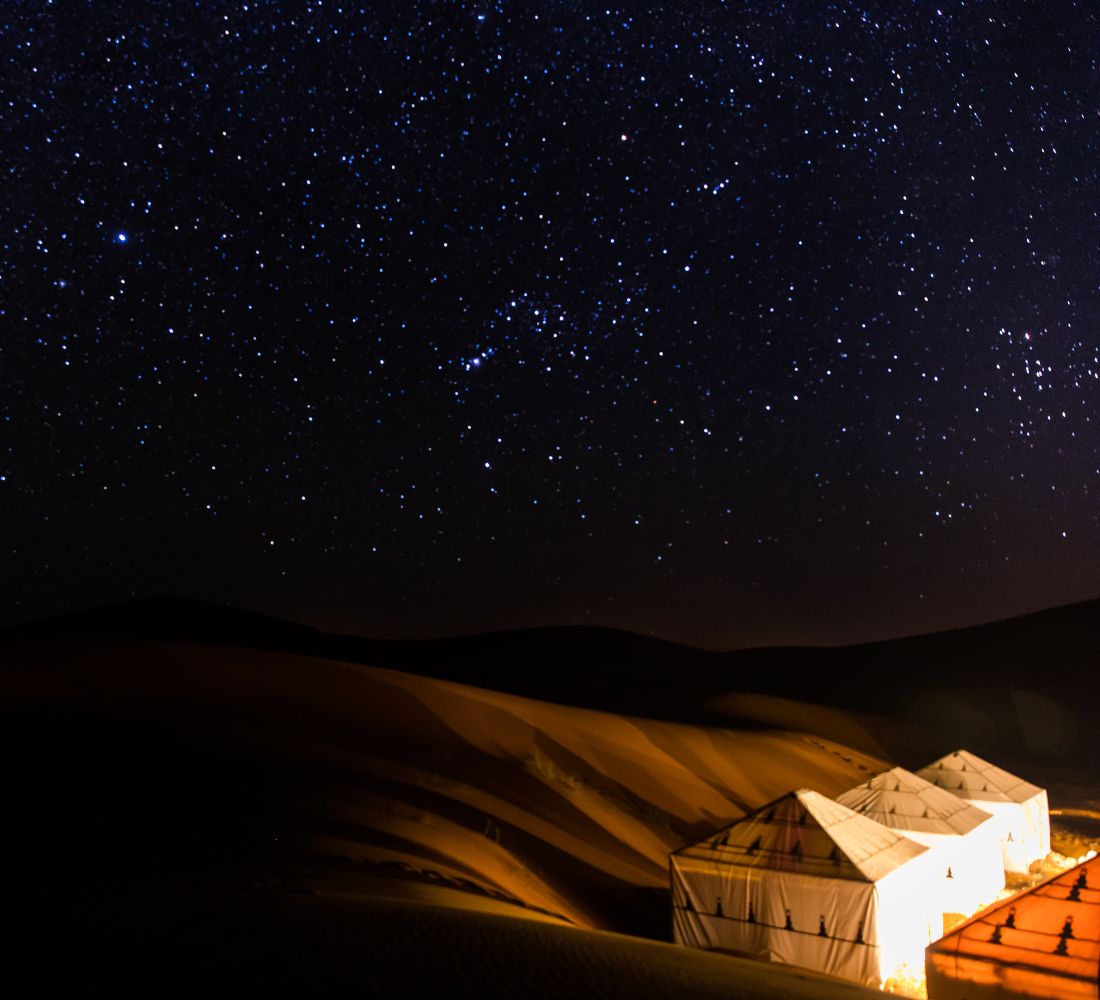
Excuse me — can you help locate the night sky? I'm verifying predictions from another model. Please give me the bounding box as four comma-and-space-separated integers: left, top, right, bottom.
3, 3, 1099, 647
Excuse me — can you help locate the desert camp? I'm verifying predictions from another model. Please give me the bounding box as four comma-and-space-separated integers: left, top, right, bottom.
671, 752, 1057, 991
10, 2, 1100, 996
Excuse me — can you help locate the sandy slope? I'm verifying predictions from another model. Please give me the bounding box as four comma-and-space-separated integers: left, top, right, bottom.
1, 638, 887, 932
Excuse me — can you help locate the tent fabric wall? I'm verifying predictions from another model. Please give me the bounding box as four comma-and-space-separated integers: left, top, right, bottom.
671, 859, 882, 985
837, 766, 1005, 916
913, 828, 1007, 918
917, 750, 1050, 874
926, 855, 1100, 1000
670, 788, 943, 987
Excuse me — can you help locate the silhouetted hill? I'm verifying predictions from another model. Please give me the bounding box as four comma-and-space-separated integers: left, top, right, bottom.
10, 594, 1100, 694
742, 597, 1100, 689
10, 595, 322, 648
6, 596, 722, 714
7, 595, 1100, 781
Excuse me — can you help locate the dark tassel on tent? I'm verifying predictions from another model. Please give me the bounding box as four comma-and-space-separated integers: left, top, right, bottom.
989, 925, 1002, 945
1068, 871, 1087, 902
818, 915, 827, 937
747, 901, 755, 924
784, 908, 793, 931
1054, 915, 1074, 954
1005, 906, 1016, 929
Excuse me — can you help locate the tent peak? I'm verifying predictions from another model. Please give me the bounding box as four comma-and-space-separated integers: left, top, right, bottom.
917, 750, 1043, 804
838, 765, 995, 836
673, 787, 927, 883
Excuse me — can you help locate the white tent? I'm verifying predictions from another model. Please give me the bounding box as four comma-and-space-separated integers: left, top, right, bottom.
837, 766, 1005, 919
670, 788, 946, 987
926, 855, 1100, 1000
917, 750, 1050, 875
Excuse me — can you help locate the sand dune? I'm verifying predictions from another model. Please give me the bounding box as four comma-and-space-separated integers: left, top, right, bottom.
5, 601, 1096, 994
1, 638, 887, 934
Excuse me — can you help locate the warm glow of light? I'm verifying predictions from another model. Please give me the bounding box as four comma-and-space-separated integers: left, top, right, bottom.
882, 961, 927, 998
875, 873, 943, 992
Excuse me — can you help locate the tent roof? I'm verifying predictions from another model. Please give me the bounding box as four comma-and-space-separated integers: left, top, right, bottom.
672, 788, 928, 883
837, 766, 995, 836
917, 749, 1044, 805
927, 855, 1100, 984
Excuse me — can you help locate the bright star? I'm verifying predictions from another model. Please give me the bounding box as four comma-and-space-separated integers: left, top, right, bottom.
116, 232, 128, 243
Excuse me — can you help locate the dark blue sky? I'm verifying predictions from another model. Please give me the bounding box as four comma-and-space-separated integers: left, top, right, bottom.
4, 2, 1099, 646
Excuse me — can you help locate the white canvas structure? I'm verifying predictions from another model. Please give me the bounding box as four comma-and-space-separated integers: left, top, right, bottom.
670, 789, 946, 987
917, 750, 1050, 875
837, 766, 1005, 918
926, 855, 1100, 1000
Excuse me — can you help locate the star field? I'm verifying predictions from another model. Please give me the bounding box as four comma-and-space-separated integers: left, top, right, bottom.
3, 2, 1100, 646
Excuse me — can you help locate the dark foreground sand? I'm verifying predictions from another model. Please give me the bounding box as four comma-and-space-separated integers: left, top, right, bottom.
30, 881, 879, 998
